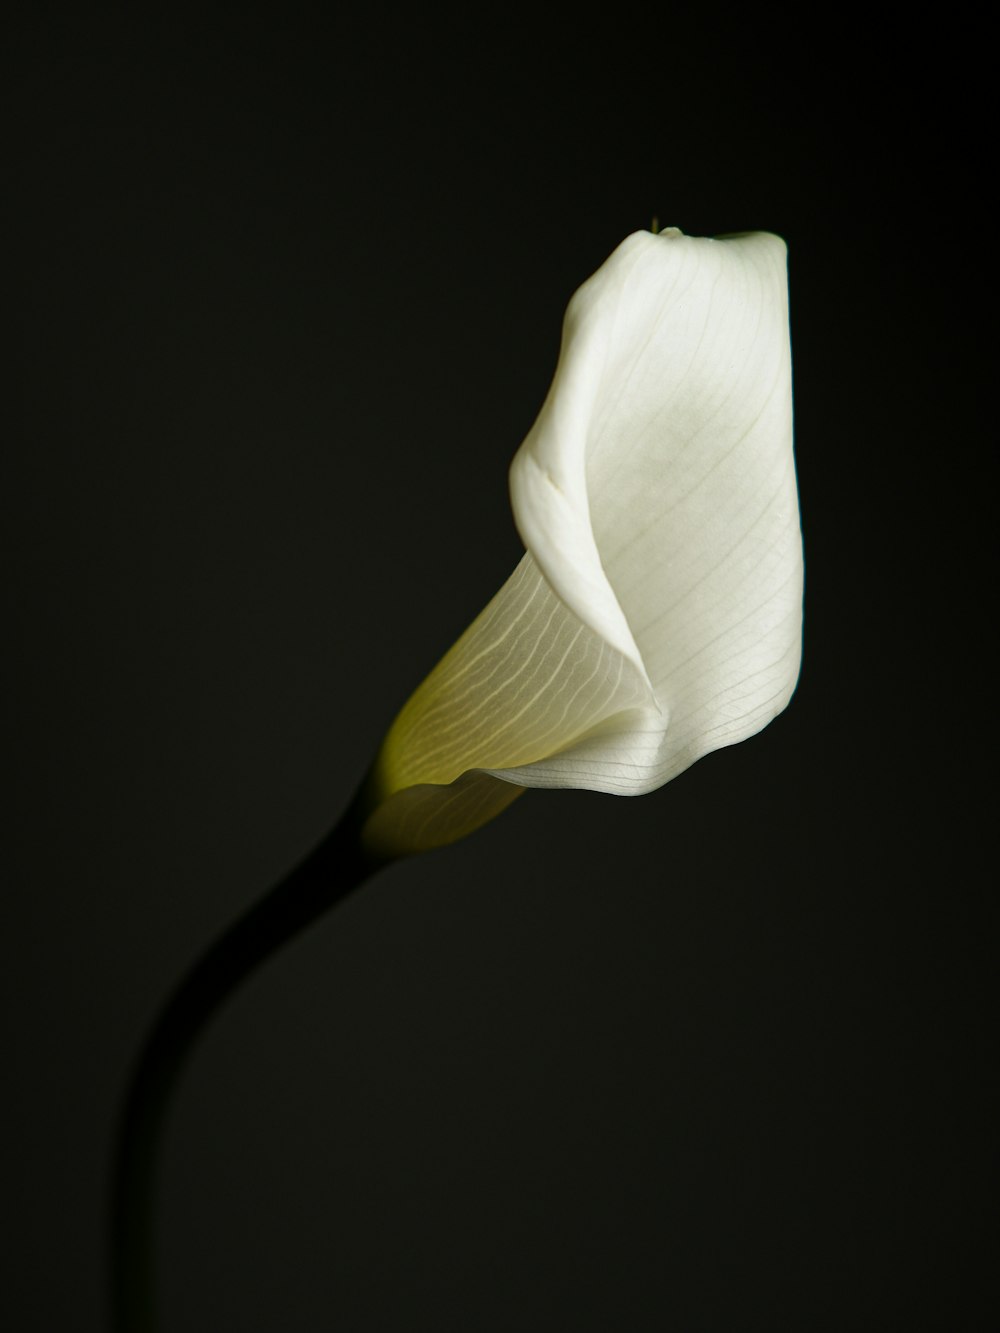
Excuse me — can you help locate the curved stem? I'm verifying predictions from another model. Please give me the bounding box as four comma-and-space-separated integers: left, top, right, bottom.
110, 781, 389, 1333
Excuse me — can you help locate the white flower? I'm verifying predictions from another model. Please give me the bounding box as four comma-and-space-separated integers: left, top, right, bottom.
362, 228, 803, 857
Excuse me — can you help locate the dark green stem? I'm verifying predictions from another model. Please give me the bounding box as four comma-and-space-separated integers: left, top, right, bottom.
110, 781, 389, 1333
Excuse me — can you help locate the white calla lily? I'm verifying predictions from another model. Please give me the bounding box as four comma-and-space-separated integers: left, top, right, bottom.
362, 227, 802, 857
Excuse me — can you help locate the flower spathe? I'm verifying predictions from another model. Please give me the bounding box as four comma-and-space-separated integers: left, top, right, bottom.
362, 227, 803, 857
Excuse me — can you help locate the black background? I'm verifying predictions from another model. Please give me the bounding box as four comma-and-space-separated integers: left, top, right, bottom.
5, 9, 992, 1332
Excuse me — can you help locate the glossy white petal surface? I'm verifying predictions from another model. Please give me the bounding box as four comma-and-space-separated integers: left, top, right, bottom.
509, 229, 801, 792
